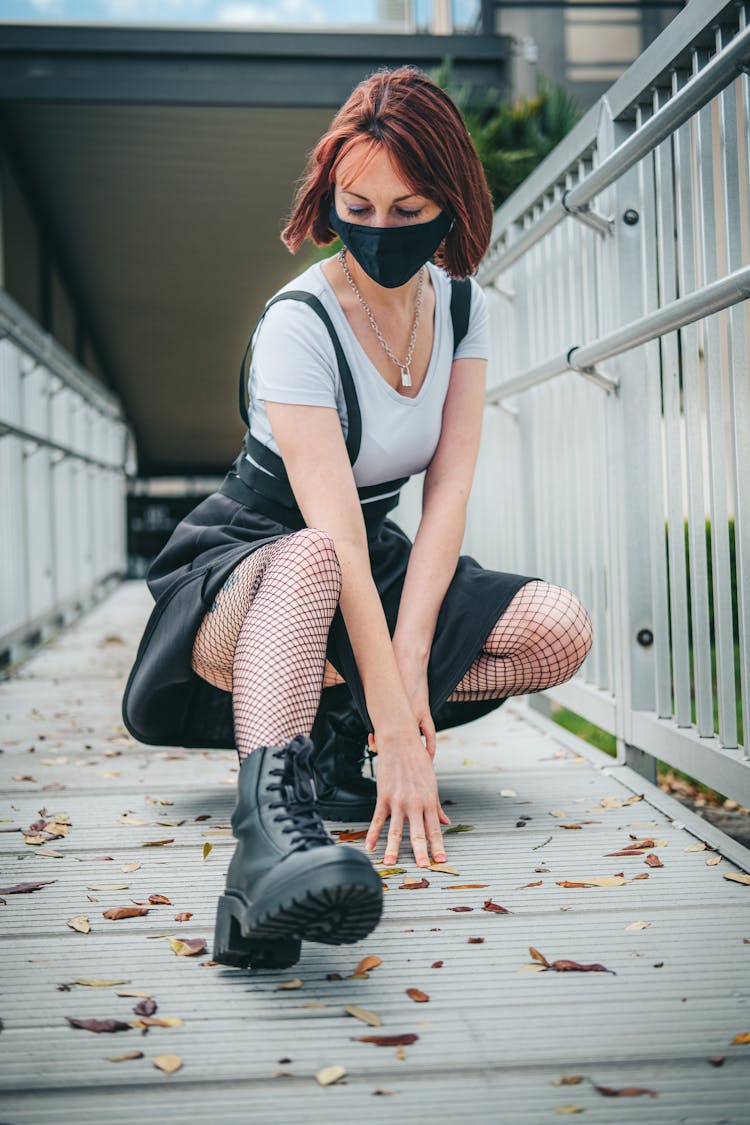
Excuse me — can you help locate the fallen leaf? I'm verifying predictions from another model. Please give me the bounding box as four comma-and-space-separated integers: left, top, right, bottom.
428, 862, 461, 875
731, 1032, 750, 1045
444, 824, 475, 834
431, 961, 444, 969
276, 979, 303, 990
116, 990, 153, 999
530, 947, 550, 966
142, 839, 174, 847
66, 915, 91, 934
0, 880, 57, 895
550, 959, 615, 974
606, 850, 644, 857
147, 894, 172, 905
174, 912, 193, 922
549, 810, 569, 818
103, 906, 150, 920
442, 884, 488, 890
333, 829, 368, 841
467, 937, 485, 944
557, 876, 628, 887
167, 936, 207, 957
500, 789, 517, 797
131, 1017, 183, 1028
591, 1082, 657, 1097
352, 955, 382, 975
156, 819, 185, 827
625, 921, 651, 931
520, 880, 544, 889
377, 867, 406, 878
517, 964, 548, 974
118, 815, 148, 826
13, 774, 37, 782
152, 1054, 182, 1073
406, 988, 429, 1003
645, 854, 663, 868
87, 884, 130, 891
355, 1034, 418, 1047
685, 842, 707, 852
133, 998, 157, 1016
554, 1106, 584, 1114
344, 1005, 381, 1027
706, 856, 722, 866
23, 835, 48, 846
316, 1064, 346, 1086
107, 1051, 144, 1062
483, 899, 511, 914
66, 1017, 132, 1033
72, 979, 130, 988
553, 1077, 584, 1086
448, 906, 473, 912
623, 794, 644, 804
202, 842, 213, 860
559, 824, 583, 830
399, 877, 429, 890
724, 872, 750, 886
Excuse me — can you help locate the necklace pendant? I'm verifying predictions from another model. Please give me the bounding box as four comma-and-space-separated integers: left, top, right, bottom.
400, 366, 412, 388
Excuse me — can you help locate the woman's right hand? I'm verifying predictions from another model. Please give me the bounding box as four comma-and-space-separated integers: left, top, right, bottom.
365, 725, 451, 869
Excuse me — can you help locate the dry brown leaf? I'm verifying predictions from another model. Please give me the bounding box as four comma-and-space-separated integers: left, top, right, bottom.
645, 854, 664, 868
174, 912, 193, 922
316, 1065, 346, 1086
428, 862, 460, 875
685, 842, 707, 852
519, 880, 544, 889
431, 961, 444, 969
483, 899, 511, 914
333, 829, 368, 841
131, 1017, 183, 1028
706, 855, 722, 866
467, 937, 485, 944
554, 1106, 584, 1114
103, 906, 150, 920
107, 1051, 144, 1062
156, 819, 185, 827
66, 915, 91, 934
355, 1033, 418, 1047
116, 990, 153, 999
552, 1076, 584, 1086
398, 877, 429, 889
406, 988, 429, 1003
147, 894, 172, 905
625, 921, 651, 931
276, 979, 303, 990
344, 1005, 381, 1027
167, 936, 207, 957
133, 998, 157, 1016
558, 876, 628, 887
591, 1082, 657, 1097
550, 959, 614, 974
142, 839, 174, 847
118, 815, 148, 826
724, 872, 750, 886
87, 884, 129, 891
353, 955, 382, 975
731, 1032, 750, 1045
606, 850, 644, 857
442, 884, 488, 890
152, 1054, 182, 1073
0, 880, 56, 895
448, 906, 473, 912
72, 979, 130, 988
530, 947, 550, 966
66, 1017, 132, 1033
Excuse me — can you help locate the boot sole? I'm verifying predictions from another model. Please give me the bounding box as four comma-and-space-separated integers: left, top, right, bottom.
213, 857, 383, 969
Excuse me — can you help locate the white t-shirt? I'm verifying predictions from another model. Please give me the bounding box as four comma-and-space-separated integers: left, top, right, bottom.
247, 257, 489, 504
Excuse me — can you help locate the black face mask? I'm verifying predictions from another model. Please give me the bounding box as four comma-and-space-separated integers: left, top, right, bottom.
328, 203, 453, 289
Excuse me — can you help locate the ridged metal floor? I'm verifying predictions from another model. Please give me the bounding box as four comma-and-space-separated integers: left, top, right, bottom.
1, 581, 749, 1124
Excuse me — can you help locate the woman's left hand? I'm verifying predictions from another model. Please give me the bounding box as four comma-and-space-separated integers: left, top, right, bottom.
389, 638, 437, 760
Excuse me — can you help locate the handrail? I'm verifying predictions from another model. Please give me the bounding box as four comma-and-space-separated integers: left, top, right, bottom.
486, 263, 750, 402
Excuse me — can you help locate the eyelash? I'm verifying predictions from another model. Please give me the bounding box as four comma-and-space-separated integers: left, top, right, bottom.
345, 206, 424, 220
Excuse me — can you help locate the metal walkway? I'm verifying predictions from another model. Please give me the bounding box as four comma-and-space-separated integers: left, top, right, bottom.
2, 582, 749, 1124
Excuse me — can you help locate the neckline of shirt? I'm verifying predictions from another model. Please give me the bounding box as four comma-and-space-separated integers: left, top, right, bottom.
315, 258, 443, 408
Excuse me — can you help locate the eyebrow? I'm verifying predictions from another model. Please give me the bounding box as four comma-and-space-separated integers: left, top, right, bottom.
342, 189, 422, 203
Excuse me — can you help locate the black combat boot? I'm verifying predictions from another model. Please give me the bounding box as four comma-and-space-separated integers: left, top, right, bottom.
213, 733, 383, 969
308, 684, 377, 822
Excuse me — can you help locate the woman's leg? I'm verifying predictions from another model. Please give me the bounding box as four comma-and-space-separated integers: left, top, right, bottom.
191, 528, 342, 759
445, 581, 593, 703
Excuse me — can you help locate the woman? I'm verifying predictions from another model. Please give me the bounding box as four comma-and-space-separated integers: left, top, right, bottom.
122, 66, 593, 970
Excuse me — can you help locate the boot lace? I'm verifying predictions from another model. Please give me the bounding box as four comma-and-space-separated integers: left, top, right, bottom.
267, 736, 334, 852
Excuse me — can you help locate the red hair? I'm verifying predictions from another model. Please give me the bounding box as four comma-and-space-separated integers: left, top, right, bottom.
281, 66, 493, 279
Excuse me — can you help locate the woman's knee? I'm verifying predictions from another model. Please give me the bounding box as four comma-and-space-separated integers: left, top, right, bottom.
272, 527, 342, 599
500, 581, 593, 664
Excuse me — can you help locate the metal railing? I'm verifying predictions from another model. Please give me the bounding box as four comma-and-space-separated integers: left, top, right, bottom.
0, 289, 135, 670
397, 0, 750, 805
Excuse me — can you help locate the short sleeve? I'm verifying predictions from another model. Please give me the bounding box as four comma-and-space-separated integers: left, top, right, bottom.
250, 298, 339, 409
452, 277, 489, 361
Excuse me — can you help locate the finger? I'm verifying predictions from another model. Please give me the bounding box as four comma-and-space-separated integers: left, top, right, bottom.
407, 814, 430, 869
425, 810, 447, 864
422, 713, 437, 760
365, 803, 388, 853
438, 803, 452, 826
383, 813, 404, 867
367, 733, 377, 755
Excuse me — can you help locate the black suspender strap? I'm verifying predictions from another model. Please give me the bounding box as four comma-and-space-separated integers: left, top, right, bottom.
449, 276, 472, 353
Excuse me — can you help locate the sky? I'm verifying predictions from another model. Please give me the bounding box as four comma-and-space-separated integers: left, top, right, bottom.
0, 0, 480, 28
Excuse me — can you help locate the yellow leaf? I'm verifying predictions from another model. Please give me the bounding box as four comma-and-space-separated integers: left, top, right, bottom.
66, 915, 91, 934
276, 978, 302, 990
344, 1005, 381, 1027
554, 1107, 585, 1114
731, 1032, 750, 1045
152, 1054, 182, 1074
72, 978, 130, 988
724, 872, 750, 886
316, 1065, 346, 1086
553, 1077, 584, 1086
202, 842, 213, 860
395, 1045, 407, 1061
377, 867, 405, 878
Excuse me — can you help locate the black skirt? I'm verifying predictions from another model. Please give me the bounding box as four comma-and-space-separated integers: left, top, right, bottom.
121, 490, 542, 750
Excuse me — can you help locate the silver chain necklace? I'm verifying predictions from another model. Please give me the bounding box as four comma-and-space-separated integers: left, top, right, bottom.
338, 248, 423, 388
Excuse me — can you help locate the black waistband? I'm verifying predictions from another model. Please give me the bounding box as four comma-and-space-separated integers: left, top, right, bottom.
218, 470, 399, 538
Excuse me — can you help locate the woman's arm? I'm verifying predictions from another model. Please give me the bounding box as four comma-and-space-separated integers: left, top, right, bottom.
391, 356, 488, 746
265, 400, 449, 867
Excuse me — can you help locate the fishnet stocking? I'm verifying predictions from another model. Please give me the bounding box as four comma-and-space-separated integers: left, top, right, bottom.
190, 528, 342, 760
445, 581, 593, 702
